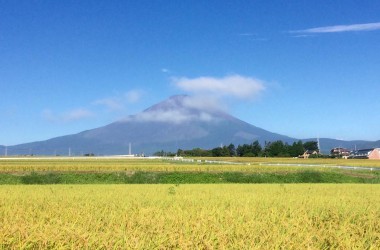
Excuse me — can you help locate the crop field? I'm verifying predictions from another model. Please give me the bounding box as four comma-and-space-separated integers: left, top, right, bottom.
0, 157, 380, 173
1, 157, 379, 248
1, 184, 380, 249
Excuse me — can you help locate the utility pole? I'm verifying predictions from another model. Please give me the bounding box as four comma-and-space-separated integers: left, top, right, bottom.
129, 142, 132, 155
317, 137, 321, 153
5, 146, 7, 157
69, 147, 71, 157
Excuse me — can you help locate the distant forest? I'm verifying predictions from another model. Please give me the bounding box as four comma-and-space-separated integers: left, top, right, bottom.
154, 140, 319, 158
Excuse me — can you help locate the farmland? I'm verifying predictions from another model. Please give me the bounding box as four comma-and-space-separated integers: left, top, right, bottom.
1, 156, 380, 173
1, 157, 380, 184
1, 157, 380, 248
1, 184, 380, 249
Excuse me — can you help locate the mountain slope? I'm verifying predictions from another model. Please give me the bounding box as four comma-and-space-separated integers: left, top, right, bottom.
5, 95, 380, 155
308, 138, 380, 153
7, 95, 295, 155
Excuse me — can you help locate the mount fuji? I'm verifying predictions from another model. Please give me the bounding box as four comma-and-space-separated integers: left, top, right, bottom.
3, 95, 380, 155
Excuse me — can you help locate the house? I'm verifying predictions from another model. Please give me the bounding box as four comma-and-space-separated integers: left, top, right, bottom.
330, 147, 351, 158
300, 150, 319, 159
349, 148, 380, 159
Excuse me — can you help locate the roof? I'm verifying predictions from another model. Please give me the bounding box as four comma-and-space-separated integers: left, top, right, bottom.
331, 147, 350, 151
349, 148, 376, 158
305, 150, 318, 154
353, 148, 374, 154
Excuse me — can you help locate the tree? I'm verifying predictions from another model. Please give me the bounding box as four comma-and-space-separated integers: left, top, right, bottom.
177, 149, 184, 156
288, 140, 304, 157
251, 140, 262, 156
211, 147, 222, 157
153, 150, 165, 156
303, 141, 319, 151
265, 140, 287, 157
192, 148, 212, 157
227, 143, 236, 156
211, 146, 230, 157
236, 144, 252, 157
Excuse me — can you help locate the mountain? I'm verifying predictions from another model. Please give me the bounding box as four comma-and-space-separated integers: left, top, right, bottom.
4, 95, 380, 156
5, 95, 295, 155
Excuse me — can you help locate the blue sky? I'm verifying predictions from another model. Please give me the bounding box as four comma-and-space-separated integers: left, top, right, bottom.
1, 0, 380, 146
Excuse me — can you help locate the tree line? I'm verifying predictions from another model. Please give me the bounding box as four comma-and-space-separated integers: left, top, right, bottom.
154, 140, 319, 158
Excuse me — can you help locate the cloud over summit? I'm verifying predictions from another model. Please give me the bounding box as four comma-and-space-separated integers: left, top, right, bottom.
93, 90, 143, 111
131, 109, 214, 124
173, 75, 266, 100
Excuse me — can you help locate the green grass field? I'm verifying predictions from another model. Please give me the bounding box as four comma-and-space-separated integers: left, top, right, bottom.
1, 157, 380, 184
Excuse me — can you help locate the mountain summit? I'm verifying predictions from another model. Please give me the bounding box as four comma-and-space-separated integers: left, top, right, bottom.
81, 95, 295, 155
7, 95, 294, 155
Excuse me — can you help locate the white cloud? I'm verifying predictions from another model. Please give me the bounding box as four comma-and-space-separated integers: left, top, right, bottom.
41, 108, 94, 122
130, 109, 215, 124
291, 22, 380, 34
93, 98, 123, 110
124, 90, 142, 103
41, 109, 55, 122
62, 108, 94, 122
93, 90, 143, 111
121, 95, 221, 124
173, 75, 265, 100
238, 33, 255, 36
181, 95, 225, 112
291, 34, 314, 38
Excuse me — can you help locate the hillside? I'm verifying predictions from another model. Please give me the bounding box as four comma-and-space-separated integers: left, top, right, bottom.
7, 95, 294, 155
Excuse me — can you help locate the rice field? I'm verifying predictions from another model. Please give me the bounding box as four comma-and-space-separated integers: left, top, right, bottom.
1, 184, 380, 249
1, 158, 379, 248
0, 157, 379, 173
